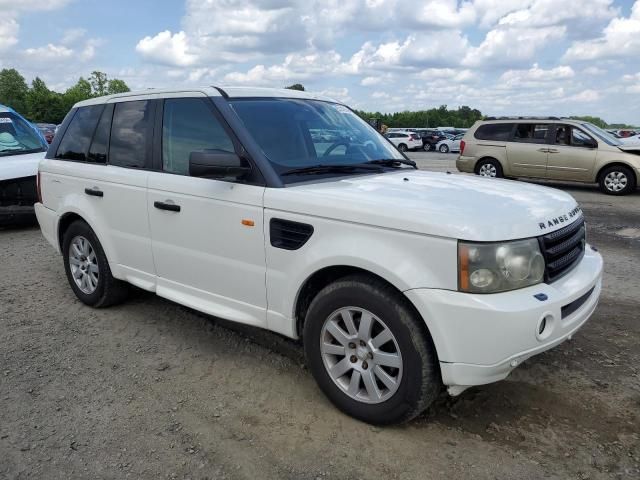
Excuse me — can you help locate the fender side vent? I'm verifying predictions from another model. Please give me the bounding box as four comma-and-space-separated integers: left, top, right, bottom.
270, 218, 314, 250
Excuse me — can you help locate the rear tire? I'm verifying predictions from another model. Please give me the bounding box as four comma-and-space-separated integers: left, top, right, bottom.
62, 220, 128, 307
303, 274, 440, 425
475, 158, 503, 178
599, 165, 636, 195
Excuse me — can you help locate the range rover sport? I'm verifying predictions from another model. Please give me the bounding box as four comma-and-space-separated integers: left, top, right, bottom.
35, 87, 603, 424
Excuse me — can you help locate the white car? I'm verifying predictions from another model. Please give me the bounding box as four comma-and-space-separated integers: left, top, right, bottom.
620, 133, 640, 144
0, 104, 48, 225
385, 131, 423, 151
35, 87, 603, 425
436, 133, 464, 153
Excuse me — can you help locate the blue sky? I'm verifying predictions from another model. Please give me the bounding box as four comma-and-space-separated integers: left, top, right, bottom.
2, 0, 640, 124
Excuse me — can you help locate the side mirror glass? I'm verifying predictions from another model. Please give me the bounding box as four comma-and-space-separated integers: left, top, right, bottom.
189, 151, 251, 180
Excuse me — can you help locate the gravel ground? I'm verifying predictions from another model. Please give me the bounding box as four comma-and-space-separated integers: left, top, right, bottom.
1, 152, 639, 479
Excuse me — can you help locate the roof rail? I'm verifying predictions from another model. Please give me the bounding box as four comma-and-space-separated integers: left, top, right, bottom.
485, 116, 562, 121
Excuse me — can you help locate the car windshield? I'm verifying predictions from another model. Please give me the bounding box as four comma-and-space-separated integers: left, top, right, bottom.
0, 113, 48, 156
581, 122, 623, 147
229, 98, 405, 180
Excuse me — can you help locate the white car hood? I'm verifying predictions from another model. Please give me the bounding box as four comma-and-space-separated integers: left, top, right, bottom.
265, 170, 582, 241
0, 152, 46, 181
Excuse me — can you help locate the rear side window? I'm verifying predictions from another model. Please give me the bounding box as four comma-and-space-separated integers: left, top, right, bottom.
513, 124, 549, 143
162, 98, 234, 175
87, 104, 114, 164
109, 100, 154, 169
474, 123, 513, 141
55, 105, 104, 161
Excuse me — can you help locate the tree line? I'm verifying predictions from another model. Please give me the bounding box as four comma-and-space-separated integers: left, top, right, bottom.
0, 68, 130, 125
355, 105, 484, 129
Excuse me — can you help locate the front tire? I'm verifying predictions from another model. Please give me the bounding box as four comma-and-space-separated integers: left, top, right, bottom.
599, 165, 636, 195
439, 144, 449, 153
397, 143, 407, 152
303, 275, 440, 425
62, 220, 128, 307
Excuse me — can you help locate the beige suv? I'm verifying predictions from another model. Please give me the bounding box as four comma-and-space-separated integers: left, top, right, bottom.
457, 118, 640, 195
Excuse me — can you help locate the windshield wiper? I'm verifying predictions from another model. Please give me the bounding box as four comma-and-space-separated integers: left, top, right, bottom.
365, 158, 418, 169
281, 164, 385, 176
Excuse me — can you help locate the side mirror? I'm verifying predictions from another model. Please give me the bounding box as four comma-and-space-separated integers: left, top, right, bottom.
586, 139, 598, 149
189, 151, 251, 180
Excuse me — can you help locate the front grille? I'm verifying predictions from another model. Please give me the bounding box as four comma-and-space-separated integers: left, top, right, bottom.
539, 218, 586, 282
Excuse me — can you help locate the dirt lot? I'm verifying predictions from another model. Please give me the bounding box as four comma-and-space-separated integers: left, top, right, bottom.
1, 153, 639, 479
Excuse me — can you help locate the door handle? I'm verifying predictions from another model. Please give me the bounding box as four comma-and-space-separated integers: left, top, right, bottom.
537, 148, 549, 153
154, 200, 181, 212
547, 149, 559, 153
84, 187, 103, 197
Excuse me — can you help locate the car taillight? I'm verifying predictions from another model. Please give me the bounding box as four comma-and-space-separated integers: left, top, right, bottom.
37, 171, 42, 203
460, 140, 466, 155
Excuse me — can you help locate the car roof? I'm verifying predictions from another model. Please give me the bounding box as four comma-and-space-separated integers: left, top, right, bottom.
73, 86, 339, 108
0, 104, 16, 114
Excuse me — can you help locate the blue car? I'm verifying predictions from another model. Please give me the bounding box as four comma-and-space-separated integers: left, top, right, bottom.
0, 104, 49, 225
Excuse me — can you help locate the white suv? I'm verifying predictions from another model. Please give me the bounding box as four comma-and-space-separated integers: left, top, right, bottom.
35, 87, 603, 425
384, 131, 423, 151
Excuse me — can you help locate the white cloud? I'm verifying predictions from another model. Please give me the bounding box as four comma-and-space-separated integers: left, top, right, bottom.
463, 26, 566, 68
499, 0, 617, 28
564, 2, 640, 60
136, 31, 198, 67
24, 44, 74, 61
0, 18, 19, 50
583, 66, 607, 76
499, 64, 575, 87
567, 89, 600, 102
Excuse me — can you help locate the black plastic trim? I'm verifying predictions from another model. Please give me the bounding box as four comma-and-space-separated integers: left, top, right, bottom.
270, 218, 314, 250
561, 286, 595, 319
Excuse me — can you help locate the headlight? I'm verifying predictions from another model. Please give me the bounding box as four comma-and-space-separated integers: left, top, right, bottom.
458, 238, 545, 293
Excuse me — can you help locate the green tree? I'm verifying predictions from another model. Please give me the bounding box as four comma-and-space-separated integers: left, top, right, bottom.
285, 83, 305, 91
26, 77, 65, 123
107, 78, 130, 95
0, 68, 29, 114
89, 71, 109, 96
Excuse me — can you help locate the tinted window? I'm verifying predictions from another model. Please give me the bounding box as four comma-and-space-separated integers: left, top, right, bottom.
474, 123, 513, 141
87, 104, 114, 164
162, 98, 234, 175
513, 124, 549, 143
55, 105, 104, 161
109, 101, 153, 168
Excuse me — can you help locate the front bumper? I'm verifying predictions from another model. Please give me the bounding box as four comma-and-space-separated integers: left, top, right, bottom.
0, 205, 36, 226
405, 246, 603, 394
455, 155, 476, 173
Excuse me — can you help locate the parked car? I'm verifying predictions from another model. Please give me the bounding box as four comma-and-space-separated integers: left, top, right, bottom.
0, 105, 49, 225
436, 133, 465, 153
385, 131, 422, 151
36, 123, 57, 144
36, 88, 602, 424
457, 118, 640, 195
413, 129, 447, 151
620, 133, 640, 144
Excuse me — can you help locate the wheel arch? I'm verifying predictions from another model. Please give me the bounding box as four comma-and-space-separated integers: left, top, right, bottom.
596, 162, 638, 184
473, 155, 503, 174
293, 265, 441, 363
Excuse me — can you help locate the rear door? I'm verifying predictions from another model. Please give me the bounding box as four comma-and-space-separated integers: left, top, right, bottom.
546, 125, 598, 181
48, 102, 155, 287
506, 123, 551, 177
147, 95, 267, 327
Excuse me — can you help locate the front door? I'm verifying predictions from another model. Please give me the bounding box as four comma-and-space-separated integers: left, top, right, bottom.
147, 96, 267, 327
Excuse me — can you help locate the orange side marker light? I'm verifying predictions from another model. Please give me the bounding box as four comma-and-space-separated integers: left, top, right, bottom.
241, 219, 255, 227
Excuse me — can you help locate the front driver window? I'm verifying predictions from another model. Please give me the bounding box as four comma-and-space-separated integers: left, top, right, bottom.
571, 128, 594, 147
162, 98, 234, 175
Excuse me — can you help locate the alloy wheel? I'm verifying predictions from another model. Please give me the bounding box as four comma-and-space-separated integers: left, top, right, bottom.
320, 307, 403, 404
604, 171, 628, 193
478, 163, 497, 177
69, 235, 99, 294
